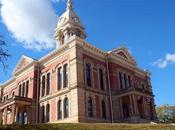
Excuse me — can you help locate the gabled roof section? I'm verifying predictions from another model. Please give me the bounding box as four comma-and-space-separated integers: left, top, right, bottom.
13, 55, 34, 75
111, 47, 137, 66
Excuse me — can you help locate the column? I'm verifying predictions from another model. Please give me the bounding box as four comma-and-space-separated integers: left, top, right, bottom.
129, 95, 134, 115
142, 97, 146, 118
4, 107, 7, 125
151, 99, 157, 119
132, 95, 139, 115
15, 106, 19, 123
11, 104, 16, 124
0, 110, 2, 125
26, 106, 30, 124
119, 97, 123, 118
40, 78, 42, 98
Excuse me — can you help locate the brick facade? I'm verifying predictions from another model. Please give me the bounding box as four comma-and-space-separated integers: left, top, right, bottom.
0, 0, 157, 125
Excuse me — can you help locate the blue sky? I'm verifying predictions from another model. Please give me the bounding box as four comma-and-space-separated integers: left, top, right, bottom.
0, 0, 175, 106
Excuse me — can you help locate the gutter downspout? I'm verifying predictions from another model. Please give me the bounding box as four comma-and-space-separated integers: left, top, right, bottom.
105, 53, 114, 123
36, 63, 40, 124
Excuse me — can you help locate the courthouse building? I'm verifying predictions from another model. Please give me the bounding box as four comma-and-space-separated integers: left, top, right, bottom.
0, 0, 157, 125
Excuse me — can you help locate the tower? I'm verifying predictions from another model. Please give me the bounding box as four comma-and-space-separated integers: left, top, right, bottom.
54, 0, 86, 49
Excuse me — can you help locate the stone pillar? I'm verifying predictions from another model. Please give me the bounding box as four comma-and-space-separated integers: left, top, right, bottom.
40, 79, 42, 98
119, 98, 123, 119
129, 95, 134, 115
15, 106, 19, 123
0, 110, 2, 125
4, 107, 7, 125
26, 106, 30, 124
142, 97, 147, 118
11, 104, 16, 124
151, 99, 157, 119
132, 95, 139, 115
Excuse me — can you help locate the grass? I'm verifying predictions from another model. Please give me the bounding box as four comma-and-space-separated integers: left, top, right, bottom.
0, 123, 175, 130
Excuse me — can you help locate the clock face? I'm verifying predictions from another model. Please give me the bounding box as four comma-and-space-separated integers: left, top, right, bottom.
60, 17, 66, 23
74, 17, 79, 23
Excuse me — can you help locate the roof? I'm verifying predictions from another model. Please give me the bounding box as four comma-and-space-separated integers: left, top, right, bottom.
13, 55, 35, 75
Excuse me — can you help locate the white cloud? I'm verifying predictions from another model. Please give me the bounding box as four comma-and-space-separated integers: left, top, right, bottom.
0, 0, 60, 51
153, 53, 175, 68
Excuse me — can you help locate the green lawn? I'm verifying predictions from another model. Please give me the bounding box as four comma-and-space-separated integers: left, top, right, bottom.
0, 123, 175, 130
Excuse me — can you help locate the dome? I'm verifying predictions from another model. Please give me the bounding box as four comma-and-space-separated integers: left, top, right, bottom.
54, 0, 86, 48
57, 0, 84, 30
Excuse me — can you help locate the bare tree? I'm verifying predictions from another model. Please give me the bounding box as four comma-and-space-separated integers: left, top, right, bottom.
0, 36, 10, 69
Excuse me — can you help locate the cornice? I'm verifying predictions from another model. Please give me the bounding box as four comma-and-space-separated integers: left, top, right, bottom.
13, 61, 38, 77
39, 40, 73, 64
1, 78, 15, 88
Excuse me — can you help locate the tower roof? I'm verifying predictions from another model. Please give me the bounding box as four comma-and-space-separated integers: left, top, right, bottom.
54, 0, 86, 48
56, 0, 84, 30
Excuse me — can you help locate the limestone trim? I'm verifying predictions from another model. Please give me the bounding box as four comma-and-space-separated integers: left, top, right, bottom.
39, 88, 71, 103
1, 78, 15, 88
13, 55, 35, 75
113, 91, 154, 99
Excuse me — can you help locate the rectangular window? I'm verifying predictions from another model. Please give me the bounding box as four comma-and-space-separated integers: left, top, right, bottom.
63, 64, 68, 88
25, 80, 29, 97
19, 84, 22, 97
99, 68, 104, 90
42, 76, 45, 97
124, 74, 127, 88
46, 73, 50, 95
57, 67, 62, 90
119, 72, 123, 89
86, 64, 91, 87
22, 82, 25, 97
128, 75, 131, 87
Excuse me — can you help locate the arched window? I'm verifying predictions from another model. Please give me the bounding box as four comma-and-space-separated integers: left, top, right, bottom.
22, 82, 25, 97
99, 68, 104, 90
46, 73, 51, 95
88, 97, 93, 117
41, 76, 46, 97
63, 64, 68, 88
25, 81, 29, 97
64, 97, 69, 118
18, 112, 22, 125
101, 100, 106, 119
122, 102, 129, 118
23, 112, 27, 125
57, 100, 62, 120
18, 84, 22, 96
41, 105, 45, 123
46, 104, 50, 122
57, 67, 62, 90
86, 64, 91, 87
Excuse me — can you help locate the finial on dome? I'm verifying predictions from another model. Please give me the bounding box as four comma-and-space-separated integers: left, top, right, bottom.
67, 0, 73, 10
